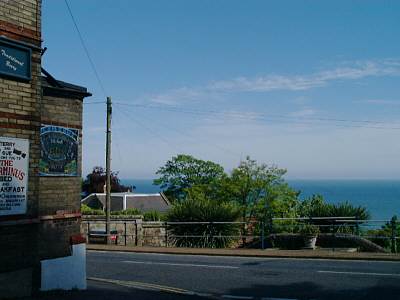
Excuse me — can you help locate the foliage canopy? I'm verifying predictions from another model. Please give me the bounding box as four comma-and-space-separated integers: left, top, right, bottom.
82, 166, 131, 194
154, 154, 225, 202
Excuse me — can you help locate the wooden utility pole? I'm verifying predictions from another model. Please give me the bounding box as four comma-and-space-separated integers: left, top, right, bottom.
105, 96, 112, 244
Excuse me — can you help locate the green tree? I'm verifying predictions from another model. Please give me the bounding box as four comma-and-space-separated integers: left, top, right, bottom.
154, 154, 225, 202
220, 156, 298, 244
254, 182, 300, 234
82, 166, 131, 194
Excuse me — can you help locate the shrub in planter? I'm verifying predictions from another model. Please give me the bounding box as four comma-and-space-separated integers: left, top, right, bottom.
299, 224, 320, 249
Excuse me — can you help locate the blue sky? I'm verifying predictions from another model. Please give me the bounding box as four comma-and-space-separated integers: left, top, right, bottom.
42, 1, 400, 179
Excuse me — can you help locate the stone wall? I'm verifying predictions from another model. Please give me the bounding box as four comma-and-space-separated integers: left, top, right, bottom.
0, 0, 42, 45
0, 0, 42, 284
81, 216, 168, 247
39, 95, 83, 216
37, 84, 88, 261
0, 1, 42, 298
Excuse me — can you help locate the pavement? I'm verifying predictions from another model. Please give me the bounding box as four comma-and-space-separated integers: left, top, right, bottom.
87, 244, 400, 261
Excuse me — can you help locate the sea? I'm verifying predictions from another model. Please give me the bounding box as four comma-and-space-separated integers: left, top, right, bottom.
121, 179, 400, 221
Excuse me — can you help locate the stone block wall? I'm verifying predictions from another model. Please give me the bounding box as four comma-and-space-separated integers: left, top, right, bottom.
39, 96, 83, 216
37, 84, 88, 262
81, 216, 168, 247
143, 222, 167, 247
1, 1, 91, 297
0, 0, 41, 45
0, 0, 42, 280
0, 0, 42, 218
0, 2, 42, 298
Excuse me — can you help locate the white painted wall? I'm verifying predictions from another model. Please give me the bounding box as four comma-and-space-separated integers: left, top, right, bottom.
40, 243, 86, 291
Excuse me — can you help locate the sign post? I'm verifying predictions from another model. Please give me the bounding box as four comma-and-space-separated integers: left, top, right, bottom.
0, 137, 29, 216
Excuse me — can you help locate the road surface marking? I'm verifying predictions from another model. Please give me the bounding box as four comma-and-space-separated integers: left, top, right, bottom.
88, 250, 400, 263
317, 270, 400, 277
89, 277, 310, 300
222, 295, 254, 299
121, 260, 239, 269
88, 277, 193, 294
196, 292, 214, 297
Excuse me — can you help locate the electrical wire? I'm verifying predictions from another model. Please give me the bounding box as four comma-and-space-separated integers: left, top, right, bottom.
113, 101, 400, 130
83, 101, 106, 105
114, 106, 182, 153
111, 116, 124, 167
114, 103, 242, 159
64, 0, 107, 97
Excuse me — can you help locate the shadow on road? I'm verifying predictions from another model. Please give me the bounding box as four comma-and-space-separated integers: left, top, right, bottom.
226, 280, 400, 300
23, 281, 209, 300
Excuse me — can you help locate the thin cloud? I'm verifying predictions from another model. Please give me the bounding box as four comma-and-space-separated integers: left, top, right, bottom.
362, 99, 400, 106
146, 59, 400, 105
208, 59, 400, 93
150, 87, 203, 105
288, 109, 317, 118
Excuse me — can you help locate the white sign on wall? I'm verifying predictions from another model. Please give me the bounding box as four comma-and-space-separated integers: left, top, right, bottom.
0, 137, 29, 216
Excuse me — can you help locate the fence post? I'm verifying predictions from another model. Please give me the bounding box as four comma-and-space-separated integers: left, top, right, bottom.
391, 216, 397, 253
134, 220, 138, 246
355, 219, 360, 236
86, 222, 90, 243
124, 222, 127, 246
261, 221, 265, 250
165, 222, 168, 247
210, 222, 214, 247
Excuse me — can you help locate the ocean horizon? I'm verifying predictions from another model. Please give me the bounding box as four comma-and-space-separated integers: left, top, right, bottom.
120, 179, 400, 221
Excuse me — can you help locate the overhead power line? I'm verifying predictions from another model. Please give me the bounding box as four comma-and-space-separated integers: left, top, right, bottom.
82, 101, 106, 105
114, 106, 182, 153
64, 0, 107, 97
113, 101, 400, 130
118, 105, 242, 159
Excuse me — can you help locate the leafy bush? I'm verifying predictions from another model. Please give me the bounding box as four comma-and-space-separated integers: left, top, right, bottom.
111, 208, 141, 216
167, 195, 242, 248
81, 205, 141, 216
298, 224, 320, 236
366, 216, 399, 252
143, 210, 166, 221
81, 204, 104, 215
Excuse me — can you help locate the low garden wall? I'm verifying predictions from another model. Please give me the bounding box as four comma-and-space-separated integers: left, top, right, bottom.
81, 216, 167, 247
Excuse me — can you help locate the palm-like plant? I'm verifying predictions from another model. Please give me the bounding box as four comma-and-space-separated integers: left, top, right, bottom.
166, 193, 241, 248
298, 195, 370, 233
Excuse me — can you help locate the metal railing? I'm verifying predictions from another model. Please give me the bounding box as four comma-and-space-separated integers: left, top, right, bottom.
81, 217, 399, 253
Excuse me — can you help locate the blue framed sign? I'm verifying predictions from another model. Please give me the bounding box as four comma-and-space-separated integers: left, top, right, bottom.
0, 38, 32, 81
40, 125, 79, 177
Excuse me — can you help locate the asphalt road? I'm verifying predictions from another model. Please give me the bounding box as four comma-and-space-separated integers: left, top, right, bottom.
86, 250, 400, 300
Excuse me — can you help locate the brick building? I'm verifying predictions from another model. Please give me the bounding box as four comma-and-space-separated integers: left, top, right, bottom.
0, 1, 91, 297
